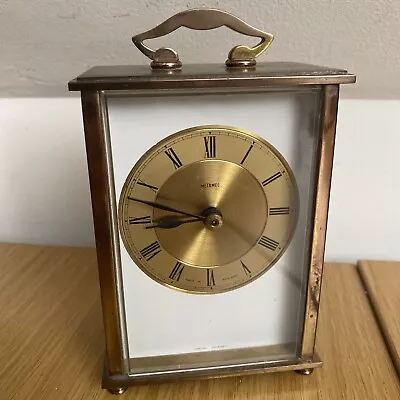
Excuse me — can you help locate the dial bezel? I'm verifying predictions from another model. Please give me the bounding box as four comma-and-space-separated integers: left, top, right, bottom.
117, 125, 300, 294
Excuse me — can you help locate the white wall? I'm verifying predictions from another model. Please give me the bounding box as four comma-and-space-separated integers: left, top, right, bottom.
326, 99, 400, 262
0, 98, 94, 247
1, 0, 400, 98
1, 98, 399, 263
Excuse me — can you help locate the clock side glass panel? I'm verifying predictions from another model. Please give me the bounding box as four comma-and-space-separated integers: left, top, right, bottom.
106, 89, 321, 374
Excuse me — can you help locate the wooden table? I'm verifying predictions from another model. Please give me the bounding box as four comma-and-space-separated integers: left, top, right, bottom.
0, 243, 399, 399
358, 260, 400, 378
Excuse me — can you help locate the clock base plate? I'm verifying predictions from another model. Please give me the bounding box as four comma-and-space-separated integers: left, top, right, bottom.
101, 352, 322, 391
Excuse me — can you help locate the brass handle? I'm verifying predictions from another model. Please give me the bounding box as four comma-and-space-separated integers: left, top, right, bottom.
132, 8, 274, 69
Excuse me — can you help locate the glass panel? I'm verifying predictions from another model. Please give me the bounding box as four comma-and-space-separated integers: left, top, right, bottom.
105, 88, 321, 374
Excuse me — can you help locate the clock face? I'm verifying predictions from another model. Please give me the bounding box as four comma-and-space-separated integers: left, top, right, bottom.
118, 125, 299, 294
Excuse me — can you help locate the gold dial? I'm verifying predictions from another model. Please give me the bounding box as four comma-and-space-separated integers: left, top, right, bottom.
118, 125, 299, 294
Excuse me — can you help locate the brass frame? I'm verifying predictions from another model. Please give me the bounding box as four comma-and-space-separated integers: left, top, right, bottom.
300, 85, 340, 356
74, 64, 353, 391
69, 63, 355, 92
81, 91, 127, 376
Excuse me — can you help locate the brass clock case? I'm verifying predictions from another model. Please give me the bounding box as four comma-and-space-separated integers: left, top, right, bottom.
68, 5, 356, 391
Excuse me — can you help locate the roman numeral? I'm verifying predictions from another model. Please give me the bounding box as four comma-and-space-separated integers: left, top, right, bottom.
137, 180, 158, 193
165, 147, 183, 169
262, 172, 282, 186
241, 261, 251, 276
269, 207, 290, 215
240, 144, 253, 165
207, 269, 215, 287
169, 262, 184, 281
258, 236, 279, 251
204, 136, 216, 158
140, 241, 161, 261
129, 216, 151, 225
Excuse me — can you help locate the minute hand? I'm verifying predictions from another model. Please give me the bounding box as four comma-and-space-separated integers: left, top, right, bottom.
128, 197, 205, 220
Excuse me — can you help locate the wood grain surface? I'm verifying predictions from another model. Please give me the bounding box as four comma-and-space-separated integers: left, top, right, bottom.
358, 260, 400, 378
0, 243, 399, 399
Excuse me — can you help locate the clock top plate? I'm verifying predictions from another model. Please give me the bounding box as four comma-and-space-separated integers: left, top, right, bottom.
68, 62, 356, 92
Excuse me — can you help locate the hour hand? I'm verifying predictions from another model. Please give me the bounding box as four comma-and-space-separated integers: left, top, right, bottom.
146, 217, 203, 229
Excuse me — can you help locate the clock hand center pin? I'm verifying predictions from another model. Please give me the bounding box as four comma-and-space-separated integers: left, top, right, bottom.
202, 206, 223, 231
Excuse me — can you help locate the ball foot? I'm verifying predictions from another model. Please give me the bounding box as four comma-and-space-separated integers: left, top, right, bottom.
295, 368, 314, 376
108, 387, 128, 395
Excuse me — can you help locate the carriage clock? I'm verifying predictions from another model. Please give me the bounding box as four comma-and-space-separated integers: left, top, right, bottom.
68, 8, 355, 394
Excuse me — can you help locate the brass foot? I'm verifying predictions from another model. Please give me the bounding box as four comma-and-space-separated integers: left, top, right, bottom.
295, 368, 314, 375
108, 387, 128, 395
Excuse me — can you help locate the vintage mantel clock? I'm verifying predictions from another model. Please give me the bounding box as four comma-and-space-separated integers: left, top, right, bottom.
68, 8, 355, 395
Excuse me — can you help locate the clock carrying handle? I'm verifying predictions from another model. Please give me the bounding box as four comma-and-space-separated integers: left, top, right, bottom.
132, 8, 274, 70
